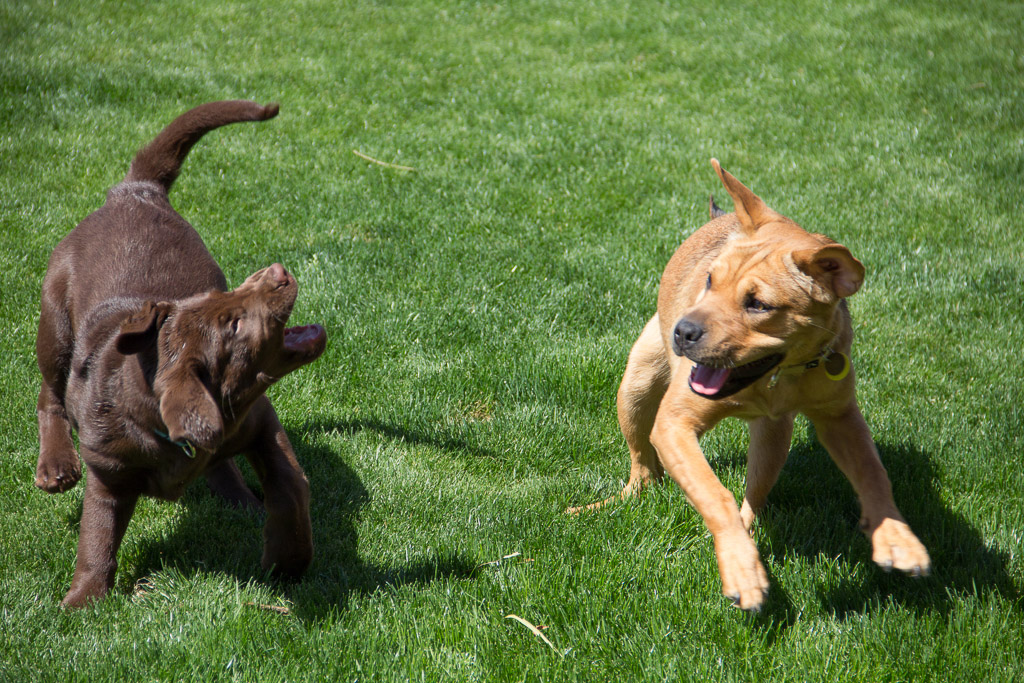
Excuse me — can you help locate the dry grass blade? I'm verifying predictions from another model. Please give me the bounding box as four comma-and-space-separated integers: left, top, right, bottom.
475, 551, 535, 570
473, 552, 520, 569
505, 614, 559, 653
352, 149, 416, 171
245, 602, 292, 615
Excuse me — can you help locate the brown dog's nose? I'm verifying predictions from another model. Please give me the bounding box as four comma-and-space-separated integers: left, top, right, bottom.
673, 318, 704, 356
267, 263, 289, 286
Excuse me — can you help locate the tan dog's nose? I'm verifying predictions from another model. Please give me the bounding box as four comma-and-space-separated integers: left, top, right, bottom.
672, 317, 705, 356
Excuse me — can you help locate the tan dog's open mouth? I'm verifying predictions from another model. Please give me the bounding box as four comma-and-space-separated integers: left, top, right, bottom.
688, 353, 784, 399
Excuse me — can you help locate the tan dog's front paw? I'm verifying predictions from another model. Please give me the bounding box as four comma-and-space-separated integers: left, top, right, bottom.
714, 532, 770, 611
867, 517, 931, 577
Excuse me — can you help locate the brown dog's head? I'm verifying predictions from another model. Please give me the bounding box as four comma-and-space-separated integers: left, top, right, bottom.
672, 160, 865, 399
114, 263, 327, 450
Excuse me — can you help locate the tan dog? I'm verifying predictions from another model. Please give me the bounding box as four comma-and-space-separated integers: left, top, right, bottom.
569, 160, 930, 611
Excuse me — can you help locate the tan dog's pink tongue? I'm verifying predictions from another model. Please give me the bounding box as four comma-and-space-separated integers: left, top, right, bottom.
691, 364, 731, 395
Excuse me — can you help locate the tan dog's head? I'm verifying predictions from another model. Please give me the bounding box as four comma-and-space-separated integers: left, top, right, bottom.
671, 160, 864, 399
114, 263, 327, 450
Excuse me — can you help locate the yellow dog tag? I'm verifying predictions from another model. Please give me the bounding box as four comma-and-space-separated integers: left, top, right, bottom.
824, 351, 850, 381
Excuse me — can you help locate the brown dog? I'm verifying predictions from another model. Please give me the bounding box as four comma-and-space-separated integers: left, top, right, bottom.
569, 159, 930, 611
35, 100, 327, 608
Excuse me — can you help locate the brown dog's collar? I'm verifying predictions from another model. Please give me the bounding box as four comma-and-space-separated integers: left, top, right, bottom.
767, 345, 850, 388
153, 428, 198, 458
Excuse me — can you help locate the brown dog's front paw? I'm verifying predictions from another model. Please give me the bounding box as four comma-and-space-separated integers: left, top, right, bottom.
262, 550, 311, 581
60, 577, 111, 609
34, 451, 82, 493
60, 589, 97, 609
261, 530, 312, 580
868, 517, 931, 577
715, 532, 770, 611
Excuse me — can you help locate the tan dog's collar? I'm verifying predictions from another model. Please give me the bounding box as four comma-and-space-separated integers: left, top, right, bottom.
767, 344, 850, 389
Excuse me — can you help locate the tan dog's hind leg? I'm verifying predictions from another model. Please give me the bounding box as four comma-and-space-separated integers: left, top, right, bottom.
808, 403, 931, 576
567, 316, 669, 514
740, 413, 795, 530
652, 381, 770, 611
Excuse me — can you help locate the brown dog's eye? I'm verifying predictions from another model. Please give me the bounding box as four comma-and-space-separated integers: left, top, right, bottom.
228, 318, 241, 336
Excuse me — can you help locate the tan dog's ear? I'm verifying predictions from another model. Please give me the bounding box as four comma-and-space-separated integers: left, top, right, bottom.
793, 244, 866, 299
158, 365, 223, 451
709, 194, 727, 219
710, 159, 781, 232
116, 301, 173, 354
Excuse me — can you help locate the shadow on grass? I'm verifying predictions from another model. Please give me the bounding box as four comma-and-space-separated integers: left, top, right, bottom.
752, 432, 1021, 636
112, 419, 477, 620
324, 415, 499, 461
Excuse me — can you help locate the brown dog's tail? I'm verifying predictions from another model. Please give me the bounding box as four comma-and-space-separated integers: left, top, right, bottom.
124, 100, 279, 192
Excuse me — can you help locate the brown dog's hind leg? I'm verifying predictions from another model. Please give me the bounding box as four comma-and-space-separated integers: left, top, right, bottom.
740, 413, 795, 530
205, 459, 262, 509
62, 466, 139, 608
808, 402, 931, 577
567, 316, 670, 514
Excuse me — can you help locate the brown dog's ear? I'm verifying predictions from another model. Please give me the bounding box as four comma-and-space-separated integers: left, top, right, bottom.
158, 366, 224, 451
793, 244, 866, 299
116, 301, 173, 354
710, 159, 780, 232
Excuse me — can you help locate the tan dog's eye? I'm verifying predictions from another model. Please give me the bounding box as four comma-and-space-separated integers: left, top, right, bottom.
746, 296, 774, 313
705, 273, 712, 290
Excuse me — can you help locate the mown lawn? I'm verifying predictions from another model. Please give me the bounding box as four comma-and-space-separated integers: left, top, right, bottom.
1, 0, 1022, 681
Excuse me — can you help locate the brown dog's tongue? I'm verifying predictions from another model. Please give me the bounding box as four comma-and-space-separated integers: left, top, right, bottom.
284, 324, 325, 352
690, 364, 730, 396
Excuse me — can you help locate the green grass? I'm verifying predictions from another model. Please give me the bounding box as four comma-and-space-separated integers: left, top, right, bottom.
2, 0, 1023, 680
